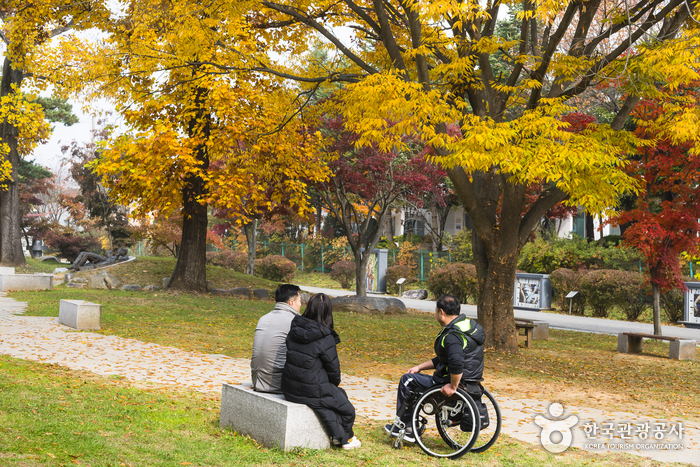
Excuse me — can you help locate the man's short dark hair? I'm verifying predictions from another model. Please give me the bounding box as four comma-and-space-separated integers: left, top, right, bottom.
275, 284, 301, 303
437, 294, 461, 316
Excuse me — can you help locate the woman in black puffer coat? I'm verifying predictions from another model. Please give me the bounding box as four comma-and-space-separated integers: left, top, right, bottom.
281, 293, 360, 449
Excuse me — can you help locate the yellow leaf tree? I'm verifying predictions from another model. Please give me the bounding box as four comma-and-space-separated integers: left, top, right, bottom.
53, 0, 327, 291
0, 0, 103, 265
253, 0, 700, 350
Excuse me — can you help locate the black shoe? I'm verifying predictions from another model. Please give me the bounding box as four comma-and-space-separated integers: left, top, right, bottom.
384, 423, 415, 443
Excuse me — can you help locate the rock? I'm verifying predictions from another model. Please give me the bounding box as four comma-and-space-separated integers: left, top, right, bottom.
253, 289, 270, 300
300, 292, 311, 305
402, 289, 428, 300
53, 267, 69, 274
210, 288, 230, 296
331, 296, 406, 314
66, 282, 86, 288
162, 278, 170, 288
64, 272, 76, 282
38, 256, 62, 263
143, 285, 161, 292
71, 277, 87, 284
206, 280, 214, 291
103, 273, 120, 290
121, 284, 142, 292
87, 274, 108, 289
230, 287, 251, 299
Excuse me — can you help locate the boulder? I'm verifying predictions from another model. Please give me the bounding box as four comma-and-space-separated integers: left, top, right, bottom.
64, 272, 76, 283
38, 256, 60, 262
143, 285, 161, 292
206, 280, 214, 291
162, 278, 170, 288
210, 288, 230, 296
87, 274, 108, 289
300, 292, 311, 305
230, 287, 251, 299
121, 284, 142, 292
253, 289, 270, 300
103, 273, 120, 290
330, 296, 406, 314
66, 282, 86, 289
402, 289, 428, 300
71, 277, 87, 283
53, 267, 69, 274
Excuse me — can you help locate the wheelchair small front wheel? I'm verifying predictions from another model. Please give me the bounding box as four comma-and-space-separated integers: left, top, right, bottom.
411, 386, 480, 459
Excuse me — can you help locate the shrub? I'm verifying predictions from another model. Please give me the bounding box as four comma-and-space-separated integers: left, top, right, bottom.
549, 268, 587, 315
449, 229, 474, 264
299, 237, 353, 273
396, 242, 419, 269
615, 271, 650, 322
579, 269, 647, 319
255, 255, 297, 282
206, 250, 248, 273
386, 264, 416, 295
426, 263, 478, 304
661, 288, 685, 323
330, 260, 355, 289
44, 231, 102, 262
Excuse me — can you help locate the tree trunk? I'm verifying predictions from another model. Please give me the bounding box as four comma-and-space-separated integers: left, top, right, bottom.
167, 85, 210, 292
650, 267, 662, 336
430, 205, 439, 252
315, 201, 322, 238
0, 57, 27, 267
472, 228, 520, 352
354, 251, 370, 296
243, 218, 257, 275
384, 210, 394, 245
585, 211, 595, 242
168, 176, 208, 292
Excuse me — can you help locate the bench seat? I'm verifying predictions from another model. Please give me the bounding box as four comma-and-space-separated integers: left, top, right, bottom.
617, 332, 696, 361
220, 383, 330, 450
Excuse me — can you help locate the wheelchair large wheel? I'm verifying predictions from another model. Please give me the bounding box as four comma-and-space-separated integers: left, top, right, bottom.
470, 388, 502, 453
411, 386, 480, 459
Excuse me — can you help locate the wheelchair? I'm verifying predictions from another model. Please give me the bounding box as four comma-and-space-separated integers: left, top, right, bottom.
388, 383, 501, 459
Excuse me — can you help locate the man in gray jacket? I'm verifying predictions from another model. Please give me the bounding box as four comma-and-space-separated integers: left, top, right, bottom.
251, 284, 302, 393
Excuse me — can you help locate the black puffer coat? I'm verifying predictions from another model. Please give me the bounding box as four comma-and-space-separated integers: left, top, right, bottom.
281, 315, 355, 444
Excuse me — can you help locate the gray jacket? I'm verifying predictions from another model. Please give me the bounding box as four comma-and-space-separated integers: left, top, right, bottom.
251, 302, 299, 393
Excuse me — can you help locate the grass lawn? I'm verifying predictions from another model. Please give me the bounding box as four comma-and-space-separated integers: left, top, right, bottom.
0, 355, 681, 467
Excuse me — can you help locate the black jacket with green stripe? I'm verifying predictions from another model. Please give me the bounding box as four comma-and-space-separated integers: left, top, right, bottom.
431, 314, 485, 385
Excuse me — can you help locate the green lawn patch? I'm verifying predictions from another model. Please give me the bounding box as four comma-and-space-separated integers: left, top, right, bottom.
0, 355, 681, 466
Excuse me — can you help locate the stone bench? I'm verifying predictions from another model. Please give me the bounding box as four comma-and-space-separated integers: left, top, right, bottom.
58, 300, 101, 330
220, 383, 330, 450
0, 273, 53, 291
617, 332, 696, 361
515, 322, 535, 347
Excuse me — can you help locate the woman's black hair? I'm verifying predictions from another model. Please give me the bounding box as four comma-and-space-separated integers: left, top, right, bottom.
303, 293, 334, 330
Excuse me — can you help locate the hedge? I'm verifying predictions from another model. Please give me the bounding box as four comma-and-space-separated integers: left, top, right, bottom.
254, 255, 297, 282
330, 260, 355, 289
206, 250, 248, 273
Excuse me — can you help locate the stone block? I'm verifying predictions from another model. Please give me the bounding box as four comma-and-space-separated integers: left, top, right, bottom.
143, 285, 160, 292
210, 288, 230, 296
71, 277, 87, 283
103, 273, 120, 290
253, 289, 270, 300
230, 287, 251, 299
87, 274, 108, 289
53, 267, 69, 274
162, 278, 170, 288
402, 289, 428, 300
206, 280, 213, 291
0, 267, 15, 275
121, 284, 142, 291
617, 333, 643, 354
220, 383, 330, 450
58, 299, 101, 330
0, 274, 53, 291
669, 340, 697, 361
66, 282, 86, 289
531, 320, 549, 340
331, 295, 406, 314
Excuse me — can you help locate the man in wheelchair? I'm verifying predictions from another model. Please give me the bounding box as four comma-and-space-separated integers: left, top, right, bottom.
385, 294, 486, 443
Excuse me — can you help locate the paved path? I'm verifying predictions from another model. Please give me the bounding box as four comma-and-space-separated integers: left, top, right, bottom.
298, 286, 700, 342
0, 295, 697, 465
